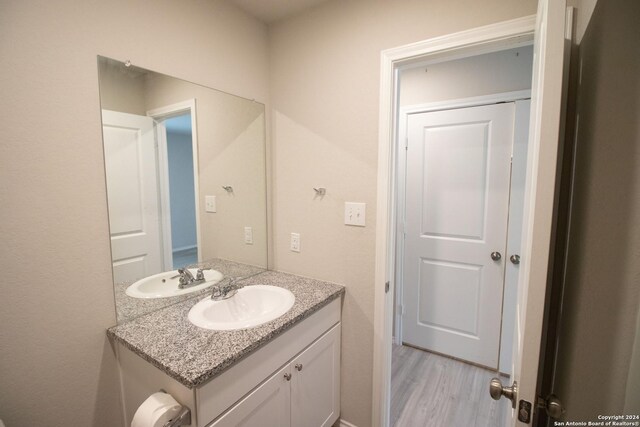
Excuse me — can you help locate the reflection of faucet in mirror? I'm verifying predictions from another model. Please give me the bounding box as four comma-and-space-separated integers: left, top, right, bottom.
211, 277, 245, 300
177, 267, 211, 289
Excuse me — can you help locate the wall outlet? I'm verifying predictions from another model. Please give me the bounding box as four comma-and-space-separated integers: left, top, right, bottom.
244, 227, 253, 244
290, 233, 301, 252
345, 202, 366, 226
205, 195, 217, 213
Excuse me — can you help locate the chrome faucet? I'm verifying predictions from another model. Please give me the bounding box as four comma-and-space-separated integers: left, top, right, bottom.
176, 267, 210, 289
211, 277, 245, 300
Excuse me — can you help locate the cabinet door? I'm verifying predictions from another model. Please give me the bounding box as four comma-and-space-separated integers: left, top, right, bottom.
208, 364, 291, 427
291, 323, 341, 427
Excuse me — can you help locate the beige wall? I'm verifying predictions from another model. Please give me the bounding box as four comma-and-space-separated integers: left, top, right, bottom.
268, 1, 537, 424
98, 60, 147, 115
0, 0, 268, 426
555, 0, 640, 419
399, 46, 534, 107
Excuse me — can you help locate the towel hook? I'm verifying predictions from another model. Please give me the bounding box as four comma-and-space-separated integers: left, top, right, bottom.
222, 186, 233, 193
313, 187, 326, 196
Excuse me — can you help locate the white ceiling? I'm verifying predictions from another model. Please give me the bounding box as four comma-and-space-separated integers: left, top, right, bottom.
230, 0, 330, 24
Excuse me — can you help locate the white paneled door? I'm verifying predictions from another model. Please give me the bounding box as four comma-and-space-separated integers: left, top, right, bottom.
403, 103, 515, 369
102, 110, 163, 283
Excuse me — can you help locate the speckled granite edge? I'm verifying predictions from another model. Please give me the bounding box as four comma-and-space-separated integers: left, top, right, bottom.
107, 271, 345, 388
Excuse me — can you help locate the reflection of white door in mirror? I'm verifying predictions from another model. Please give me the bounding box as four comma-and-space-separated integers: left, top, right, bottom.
102, 110, 163, 283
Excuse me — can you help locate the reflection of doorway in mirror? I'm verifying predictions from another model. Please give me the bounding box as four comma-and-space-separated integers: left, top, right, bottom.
148, 99, 202, 272
163, 113, 198, 269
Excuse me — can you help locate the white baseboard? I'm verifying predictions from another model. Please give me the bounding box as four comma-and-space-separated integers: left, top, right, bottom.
340, 419, 358, 427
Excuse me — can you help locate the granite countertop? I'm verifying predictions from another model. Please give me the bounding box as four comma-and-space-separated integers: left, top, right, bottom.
114, 259, 267, 323
107, 270, 345, 388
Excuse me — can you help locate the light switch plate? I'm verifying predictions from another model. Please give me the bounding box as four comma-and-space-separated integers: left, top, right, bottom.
345, 202, 366, 226
290, 233, 300, 252
205, 195, 217, 213
244, 227, 253, 244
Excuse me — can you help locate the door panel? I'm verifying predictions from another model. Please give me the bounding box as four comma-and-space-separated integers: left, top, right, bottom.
208, 364, 291, 427
420, 121, 489, 240
291, 324, 341, 427
102, 110, 163, 283
417, 259, 481, 336
403, 103, 515, 369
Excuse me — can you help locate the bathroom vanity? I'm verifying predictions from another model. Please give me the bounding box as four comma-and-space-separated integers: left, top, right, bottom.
108, 270, 344, 427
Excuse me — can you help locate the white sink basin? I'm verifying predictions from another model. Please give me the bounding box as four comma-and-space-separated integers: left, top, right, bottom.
125, 268, 224, 299
188, 285, 295, 331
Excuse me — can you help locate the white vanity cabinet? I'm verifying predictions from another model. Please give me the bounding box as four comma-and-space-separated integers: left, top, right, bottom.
208, 364, 292, 427
116, 297, 341, 427
210, 323, 340, 427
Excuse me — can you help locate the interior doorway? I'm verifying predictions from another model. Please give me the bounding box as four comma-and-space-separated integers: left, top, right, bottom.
375, 5, 573, 426
391, 45, 533, 427
162, 113, 198, 268
147, 99, 202, 271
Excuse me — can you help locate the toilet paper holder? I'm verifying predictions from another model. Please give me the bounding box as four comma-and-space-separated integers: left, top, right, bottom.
163, 406, 190, 427
159, 390, 191, 427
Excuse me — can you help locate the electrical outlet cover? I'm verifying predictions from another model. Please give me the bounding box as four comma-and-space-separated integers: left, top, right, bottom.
344, 202, 366, 226
290, 233, 300, 252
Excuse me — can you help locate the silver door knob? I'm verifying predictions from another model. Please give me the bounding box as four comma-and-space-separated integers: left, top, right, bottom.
295, 363, 303, 371
510, 254, 520, 264
538, 394, 565, 419
284, 373, 292, 381
489, 378, 517, 408
491, 252, 502, 261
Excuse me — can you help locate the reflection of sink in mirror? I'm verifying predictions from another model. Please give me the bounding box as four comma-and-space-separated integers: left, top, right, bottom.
126, 268, 224, 299
188, 285, 295, 331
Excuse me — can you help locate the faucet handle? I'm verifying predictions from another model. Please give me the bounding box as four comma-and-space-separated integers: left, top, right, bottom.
210, 286, 223, 300
195, 267, 211, 281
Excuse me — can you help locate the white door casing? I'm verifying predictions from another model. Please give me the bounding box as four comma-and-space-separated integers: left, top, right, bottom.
402, 103, 515, 369
102, 110, 164, 283
147, 99, 202, 266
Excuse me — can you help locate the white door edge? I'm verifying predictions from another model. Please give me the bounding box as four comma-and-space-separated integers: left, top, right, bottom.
373, 15, 536, 427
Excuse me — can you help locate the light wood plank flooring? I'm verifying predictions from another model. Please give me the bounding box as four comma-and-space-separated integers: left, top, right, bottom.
391, 344, 508, 427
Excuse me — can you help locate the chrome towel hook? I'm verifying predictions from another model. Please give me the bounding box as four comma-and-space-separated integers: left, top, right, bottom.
313, 187, 326, 196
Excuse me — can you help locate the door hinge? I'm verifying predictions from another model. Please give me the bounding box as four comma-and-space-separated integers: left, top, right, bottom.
405, 137, 408, 150
385, 281, 390, 293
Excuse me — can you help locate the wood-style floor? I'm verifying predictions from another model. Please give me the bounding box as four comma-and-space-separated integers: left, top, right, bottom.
391, 344, 508, 427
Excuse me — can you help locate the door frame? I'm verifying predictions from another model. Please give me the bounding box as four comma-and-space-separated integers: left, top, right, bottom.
147, 99, 202, 268
394, 90, 531, 347
372, 16, 537, 426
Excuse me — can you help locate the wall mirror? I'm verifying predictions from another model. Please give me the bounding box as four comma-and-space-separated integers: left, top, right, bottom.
98, 56, 267, 323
